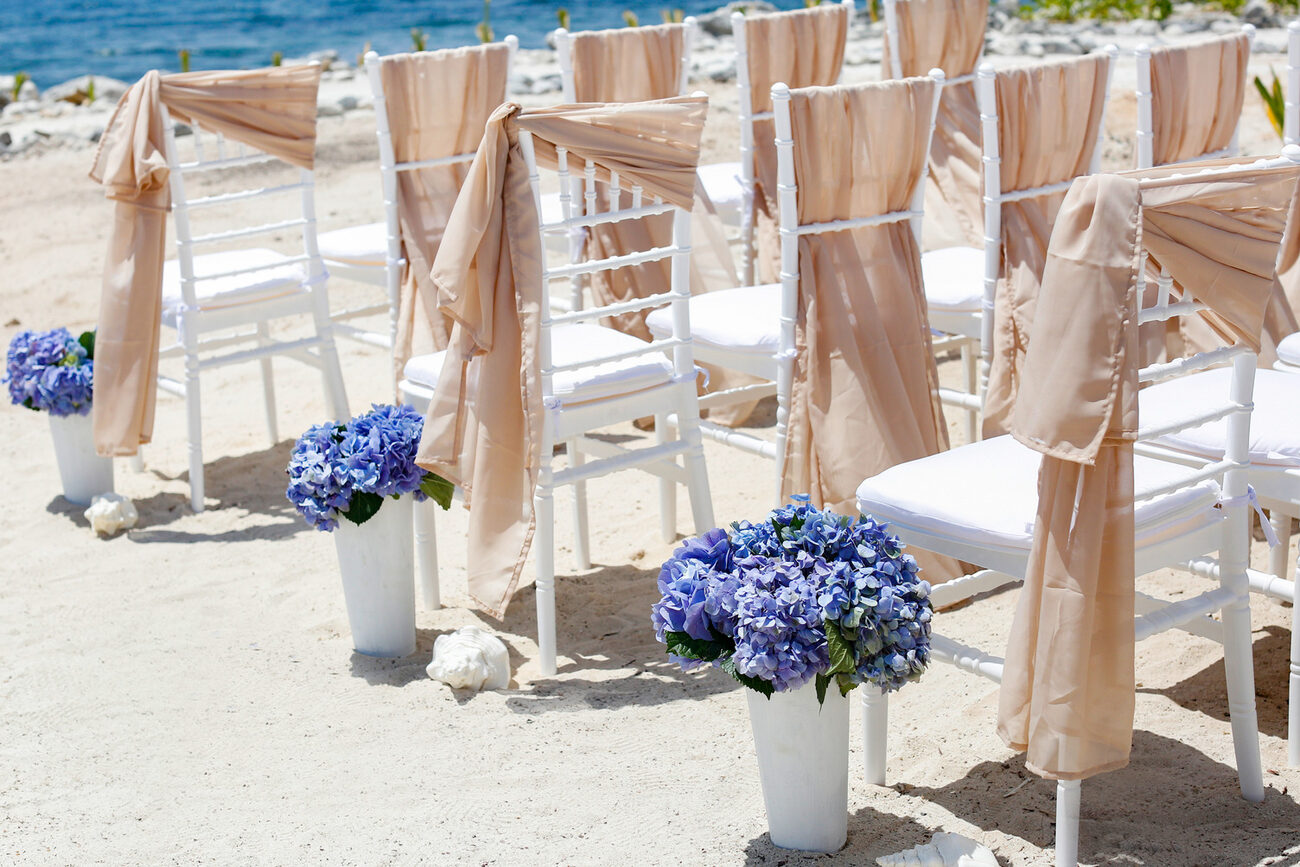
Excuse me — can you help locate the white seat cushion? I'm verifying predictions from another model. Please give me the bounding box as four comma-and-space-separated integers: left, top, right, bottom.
1278, 331, 1300, 368
403, 323, 673, 404
697, 161, 745, 210
318, 221, 387, 266
645, 283, 781, 356
922, 246, 984, 313
161, 248, 306, 312
1141, 368, 1300, 468
856, 435, 1222, 553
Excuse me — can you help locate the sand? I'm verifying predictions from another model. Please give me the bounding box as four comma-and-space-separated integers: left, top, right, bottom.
3, 46, 1300, 867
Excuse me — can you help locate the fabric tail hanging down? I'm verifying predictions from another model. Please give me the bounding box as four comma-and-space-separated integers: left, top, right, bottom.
380, 44, 513, 387
416, 97, 709, 619
776, 79, 961, 584
87, 65, 320, 458
1000, 163, 1300, 781
880, 0, 988, 248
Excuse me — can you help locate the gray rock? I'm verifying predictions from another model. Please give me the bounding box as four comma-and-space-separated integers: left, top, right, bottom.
1242, 0, 1279, 28
0, 131, 11, 148
44, 74, 129, 104
17, 80, 38, 101
986, 34, 1027, 56
1252, 30, 1288, 54
696, 1, 778, 37
1039, 36, 1082, 55
337, 94, 359, 112
316, 101, 343, 117
702, 56, 737, 82
1126, 19, 1161, 37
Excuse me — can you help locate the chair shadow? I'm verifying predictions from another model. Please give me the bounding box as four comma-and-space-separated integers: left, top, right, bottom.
742, 806, 934, 865
1139, 625, 1291, 742
900, 730, 1300, 865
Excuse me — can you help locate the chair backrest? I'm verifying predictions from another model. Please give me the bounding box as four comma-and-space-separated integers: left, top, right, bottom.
1135, 25, 1254, 169
363, 39, 517, 345
160, 97, 324, 315
555, 21, 696, 103
881, 0, 986, 84
976, 49, 1118, 404
1286, 20, 1300, 147
517, 112, 699, 407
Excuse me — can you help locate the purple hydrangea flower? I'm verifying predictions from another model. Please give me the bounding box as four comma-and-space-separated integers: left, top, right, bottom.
6, 328, 94, 417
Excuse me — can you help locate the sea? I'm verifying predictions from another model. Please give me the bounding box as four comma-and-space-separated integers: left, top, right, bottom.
2, 0, 811, 90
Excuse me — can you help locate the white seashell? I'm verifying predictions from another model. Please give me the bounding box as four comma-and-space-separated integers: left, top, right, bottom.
876, 832, 999, 867
83, 493, 138, 537
426, 625, 510, 691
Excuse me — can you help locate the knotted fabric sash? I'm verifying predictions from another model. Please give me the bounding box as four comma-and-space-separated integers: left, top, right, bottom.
746, 3, 850, 283
381, 44, 512, 387
778, 80, 960, 583
880, 0, 987, 247
416, 97, 708, 618
981, 54, 1111, 437
1000, 162, 1300, 780
88, 65, 320, 456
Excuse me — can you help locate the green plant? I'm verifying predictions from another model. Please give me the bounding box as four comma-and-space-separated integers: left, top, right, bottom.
1145, 0, 1172, 18
1217, 0, 1246, 12
661, 8, 684, 22
410, 28, 427, 51
476, 0, 494, 43
1255, 70, 1286, 140
804, 0, 823, 6
622, 9, 639, 26
357, 41, 371, 69
85, 76, 94, 101
557, 7, 570, 29
178, 49, 190, 73
11, 71, 27, 101
271, 51, 283, 67
866, 0, 880, 20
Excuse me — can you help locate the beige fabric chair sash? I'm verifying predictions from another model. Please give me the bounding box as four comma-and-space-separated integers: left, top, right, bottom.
1150, 33, 1250, 166
88, 65, 321, 457
981, 54, 1111, 437
778, 80, 959, 581
381, 44, 513, 386
1001, 163, 1300, 781
881, 0, 987, 246
569, 23, 686, 102
416, 97, 708, 618
746, 4, 850, 282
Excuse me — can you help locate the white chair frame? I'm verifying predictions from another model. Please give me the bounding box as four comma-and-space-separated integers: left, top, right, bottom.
1286, 20, 1300, 148
323, 38, 520, 351
399, 114, 716, 676
153, 91, 350, 512
856, 154, 1300, 866
1134, 24, 1255, 170
676, 75, 944, 504
734, 0, 856, 287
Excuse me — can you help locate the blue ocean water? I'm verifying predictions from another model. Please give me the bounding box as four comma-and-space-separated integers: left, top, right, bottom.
1, 0, 809, 89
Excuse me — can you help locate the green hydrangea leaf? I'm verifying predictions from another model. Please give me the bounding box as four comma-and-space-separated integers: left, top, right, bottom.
836, 671, 858, 697
824, 619, 856, 675
721, 657, 774, 698
665, 631, 726, 662
77, 329, 95, 360
341, 491, 384, 526
815, 672, 832, 706
419, 472, 454, 510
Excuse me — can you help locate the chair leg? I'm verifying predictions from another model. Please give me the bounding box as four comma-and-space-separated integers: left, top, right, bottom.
414, 495, 440, 610
309, 289, 349, 421
184, 354, 204, 513
862, 686, 888, 786
1290, 553, 1300, 767
569, 439, 591, 570
1268, 509, 1292, 581
1055, 780, 1081, 867
675, 402, 714, 533
255, 322, 279, 445
1221, 587, 1266, 801
129, 449, 145, 473
961, 339, 978, 444
535, 481, 557, 677
655, 413, 676, 544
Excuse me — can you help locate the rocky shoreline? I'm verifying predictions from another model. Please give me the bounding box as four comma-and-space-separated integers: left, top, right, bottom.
2, 0, 1293, 158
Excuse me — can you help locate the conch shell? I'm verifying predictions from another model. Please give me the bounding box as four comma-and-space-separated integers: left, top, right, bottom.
876, 832, 999, 867
426, 625, 510, 691
83, 493, 138, 537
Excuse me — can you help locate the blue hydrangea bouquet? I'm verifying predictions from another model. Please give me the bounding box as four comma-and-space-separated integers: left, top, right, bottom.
286, 403, 453, 531
6, 327, 95, 416
652, 496, 933, 704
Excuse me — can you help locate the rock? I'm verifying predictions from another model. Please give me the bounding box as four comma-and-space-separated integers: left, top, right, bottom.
426, 626, 510, 691
44, 75, 130, 105
1126, 18, 1161, 37
0, 131, 11, 148
696, 1, 778, 37
702, 56, 736, 83
337, 94, 358, 112
17, 80, 38, 101
1038, 36, 1082, 55
1242, 0, 1279, 28
316, 101, 343, 117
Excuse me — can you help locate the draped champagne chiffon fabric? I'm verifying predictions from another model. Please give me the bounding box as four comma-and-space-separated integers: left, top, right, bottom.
88, 65, 320, 456
416, 97, 709, 618
380, 44, 513, 386
1001, 163, 1300, 780
779, 79, 960, 582
880, 0, 987, 247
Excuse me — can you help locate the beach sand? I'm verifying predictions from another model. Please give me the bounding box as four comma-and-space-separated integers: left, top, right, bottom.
3, 47, 1300, 866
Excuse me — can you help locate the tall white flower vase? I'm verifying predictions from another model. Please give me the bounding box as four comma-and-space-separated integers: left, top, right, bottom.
332, 494, 417, 658
47, 412, 114, 506
746, 680, 850, 853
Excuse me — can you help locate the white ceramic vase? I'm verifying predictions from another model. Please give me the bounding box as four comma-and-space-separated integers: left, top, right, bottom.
746, 679, 850, 853
47, 411, 114, 506
332, 494, 416, 658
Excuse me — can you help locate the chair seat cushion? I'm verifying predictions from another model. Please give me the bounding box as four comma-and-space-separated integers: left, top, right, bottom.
1278, 331, 1300, 368
318, 221, 387, 266
1140, 368, 1300, 467
403, 323, 673, 403
856, 435, 1222, 553
922, 246, 984, 313
645, 283, 781, 356
161, 248, 307, 313
697, 160, 745, 209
